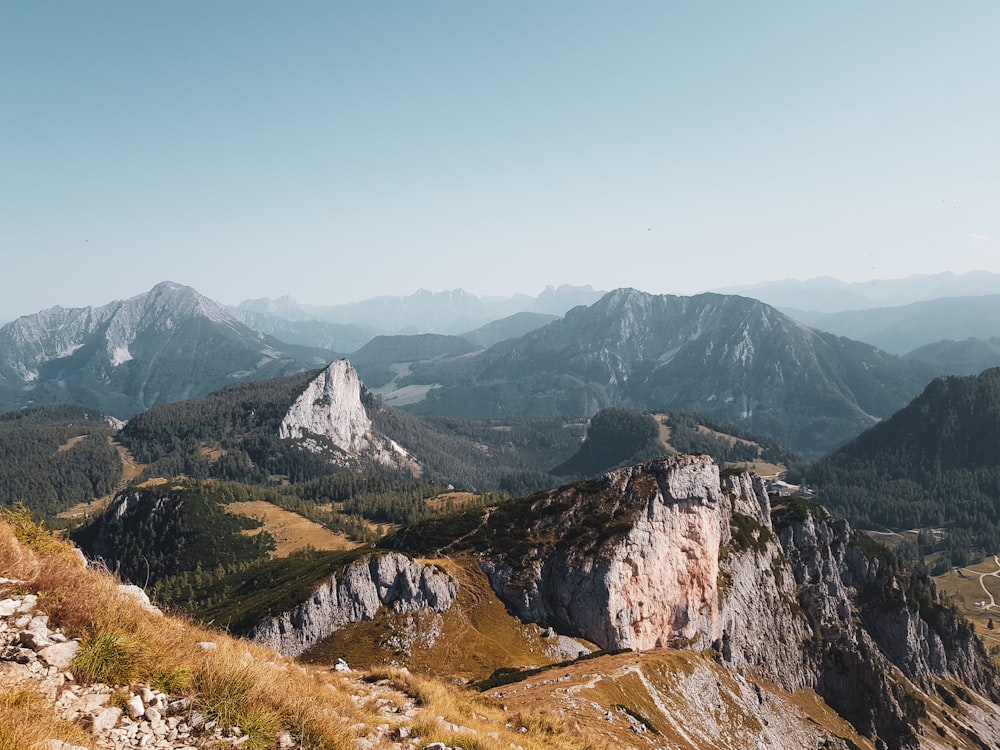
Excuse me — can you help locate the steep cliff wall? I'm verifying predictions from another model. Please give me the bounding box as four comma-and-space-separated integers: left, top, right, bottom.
250, 552, 457, 657
480, 455, 729, 650
466, 455, 999, 750
279, 359, 372, 450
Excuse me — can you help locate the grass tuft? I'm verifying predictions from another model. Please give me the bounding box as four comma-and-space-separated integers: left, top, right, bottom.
72, 630, 136, 684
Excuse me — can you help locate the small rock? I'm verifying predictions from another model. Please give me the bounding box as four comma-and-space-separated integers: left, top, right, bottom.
91, 706, 122, 733
118, 584, 163, 615
144, 706, 161, 723
38, 641, 80, 670
422, 743, 448, 750
127, 694, 145, 719
44, 741, 89, 750
197, 641, 217, 651
0, 599, 19, 617
334, 658, 351, 673
277, 731, 295, 749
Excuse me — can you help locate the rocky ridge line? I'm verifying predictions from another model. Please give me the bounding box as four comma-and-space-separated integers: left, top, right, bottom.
250, 552, 458, 657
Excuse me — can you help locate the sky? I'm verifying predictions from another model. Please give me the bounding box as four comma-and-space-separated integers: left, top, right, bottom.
2, 1, 999, 320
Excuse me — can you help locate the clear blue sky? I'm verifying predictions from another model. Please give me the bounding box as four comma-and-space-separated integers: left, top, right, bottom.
2, 1, 998, 319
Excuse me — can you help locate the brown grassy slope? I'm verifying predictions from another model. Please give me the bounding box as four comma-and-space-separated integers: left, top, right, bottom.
936, 558, 1000, 660
226, 500, 356, 557
490, 649, 876, 750
0, 508, 608, 750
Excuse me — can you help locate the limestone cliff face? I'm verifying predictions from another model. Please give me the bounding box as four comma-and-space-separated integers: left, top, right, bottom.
480, 455, 730, 650
279, 359, 372, 451
250, 552, 457, 657
470, 454, 999, 750
279, 359, 419, 472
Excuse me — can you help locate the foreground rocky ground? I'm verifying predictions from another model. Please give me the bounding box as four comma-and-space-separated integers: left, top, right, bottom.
0, 579, 501, 750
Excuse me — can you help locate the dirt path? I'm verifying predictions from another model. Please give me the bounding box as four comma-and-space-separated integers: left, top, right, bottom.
975, 556, 1000, 610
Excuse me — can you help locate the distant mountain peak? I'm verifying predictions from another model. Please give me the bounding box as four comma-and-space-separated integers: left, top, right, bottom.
278, 359, 419, 472
0, 282, 333, 416
279, 359, 373, 453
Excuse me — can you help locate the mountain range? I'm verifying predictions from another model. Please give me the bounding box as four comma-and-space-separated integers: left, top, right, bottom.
393, 288, 932, 454
0, 281, 336, 418
6, 308, 1000, 747
716, 269, 1000, 313
237, 284, 605, 336
0, 281, 952, 456
788, 295, 1000, 355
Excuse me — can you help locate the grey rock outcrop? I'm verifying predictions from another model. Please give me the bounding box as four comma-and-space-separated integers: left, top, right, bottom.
279, 359, 372, 451
278, 359, 420, 472
470, 454, 1000, 750
250, 552, 457, 657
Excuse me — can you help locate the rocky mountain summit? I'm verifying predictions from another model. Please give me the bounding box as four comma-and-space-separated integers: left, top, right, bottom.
278, 360, 419, 472
0, 282, 334, 417
399, 289, 930, 455
386, 455, 1000, 749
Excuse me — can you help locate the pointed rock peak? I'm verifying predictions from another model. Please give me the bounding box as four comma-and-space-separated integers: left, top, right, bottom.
279, 359, 372, 454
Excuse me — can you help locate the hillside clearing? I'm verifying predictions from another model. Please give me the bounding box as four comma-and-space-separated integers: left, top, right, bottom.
226, 500, 357, 557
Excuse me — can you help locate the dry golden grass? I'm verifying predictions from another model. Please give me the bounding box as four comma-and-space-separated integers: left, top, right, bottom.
0, 688, 93, 750
303, 555, 594, 681
651, 413, 678, 454
198, 442, 228, 462
724, 460, 784, 480
226, 501, 356, 557
424, 491, 481, 510
0, 508, 610, 750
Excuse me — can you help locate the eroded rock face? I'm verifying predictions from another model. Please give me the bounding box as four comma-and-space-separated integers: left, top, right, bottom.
480, 455, 784, 652
473, 454, 1000, 750
250, 552, 457, 657
482, 455, 727, 650
279, 359, 372, 451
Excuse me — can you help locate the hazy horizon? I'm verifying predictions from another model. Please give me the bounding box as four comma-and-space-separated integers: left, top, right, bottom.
5, 268, 1000, 324
4, 3, 998, 321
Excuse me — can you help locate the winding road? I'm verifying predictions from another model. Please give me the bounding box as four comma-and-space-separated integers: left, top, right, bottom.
967, 555, 1000, 611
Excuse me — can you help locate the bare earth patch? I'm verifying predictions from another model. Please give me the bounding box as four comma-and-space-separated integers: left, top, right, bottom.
226, 500, 357, 557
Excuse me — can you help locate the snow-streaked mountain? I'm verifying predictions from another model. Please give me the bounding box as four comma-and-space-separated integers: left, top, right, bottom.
0, 281, 336, 417
395, 289, 933, 455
